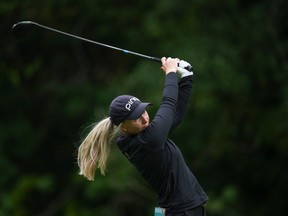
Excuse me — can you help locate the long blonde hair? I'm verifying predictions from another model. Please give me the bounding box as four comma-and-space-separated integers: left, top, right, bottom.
77, 117, 120, 181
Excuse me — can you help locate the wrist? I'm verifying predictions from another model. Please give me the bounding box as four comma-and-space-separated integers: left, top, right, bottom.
166, 70, 176, 75
181, 71, 193, 78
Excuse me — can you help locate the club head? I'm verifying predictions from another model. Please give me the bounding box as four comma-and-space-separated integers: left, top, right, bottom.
11, 21, 35, 40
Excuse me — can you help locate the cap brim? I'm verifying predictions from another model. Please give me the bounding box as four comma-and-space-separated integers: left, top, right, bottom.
126, 102, 151, 120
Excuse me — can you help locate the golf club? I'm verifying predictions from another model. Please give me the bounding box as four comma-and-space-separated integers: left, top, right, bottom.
12, 21, 192, 71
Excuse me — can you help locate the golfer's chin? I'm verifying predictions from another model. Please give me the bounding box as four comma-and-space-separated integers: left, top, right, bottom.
141, 123, 149, 131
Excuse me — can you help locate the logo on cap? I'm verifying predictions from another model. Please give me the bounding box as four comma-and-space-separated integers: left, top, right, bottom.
125, 97, 140, 111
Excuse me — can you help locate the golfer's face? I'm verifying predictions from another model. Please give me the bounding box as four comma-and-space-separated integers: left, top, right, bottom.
123, 111, 149, 135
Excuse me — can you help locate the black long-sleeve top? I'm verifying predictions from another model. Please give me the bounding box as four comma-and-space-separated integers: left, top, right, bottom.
117, 73, 208, 214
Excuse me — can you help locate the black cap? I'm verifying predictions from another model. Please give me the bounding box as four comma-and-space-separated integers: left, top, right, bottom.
109, 95, 151, 126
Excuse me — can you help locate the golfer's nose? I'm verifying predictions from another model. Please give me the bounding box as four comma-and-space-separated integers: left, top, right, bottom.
140, 114, 148, 124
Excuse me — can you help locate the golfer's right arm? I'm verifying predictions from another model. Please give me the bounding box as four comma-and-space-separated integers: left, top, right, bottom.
141, 57, 179, 149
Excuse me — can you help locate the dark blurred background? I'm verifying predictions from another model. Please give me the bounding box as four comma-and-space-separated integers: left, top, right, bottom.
1, 0, 287, 215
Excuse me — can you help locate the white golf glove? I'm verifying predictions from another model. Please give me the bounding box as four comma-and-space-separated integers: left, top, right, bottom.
177, 60, 193, 78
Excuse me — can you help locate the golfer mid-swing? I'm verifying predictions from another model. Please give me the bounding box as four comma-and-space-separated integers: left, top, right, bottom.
77, 57, 208, 216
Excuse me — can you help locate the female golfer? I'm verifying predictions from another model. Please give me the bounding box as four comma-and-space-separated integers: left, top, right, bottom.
77, 57, 208, 216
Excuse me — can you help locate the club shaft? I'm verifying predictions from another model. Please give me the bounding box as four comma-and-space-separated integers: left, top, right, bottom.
15, 21, 161, 62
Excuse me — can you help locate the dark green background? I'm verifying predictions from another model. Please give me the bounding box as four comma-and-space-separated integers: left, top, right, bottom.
1, 0, 287, 215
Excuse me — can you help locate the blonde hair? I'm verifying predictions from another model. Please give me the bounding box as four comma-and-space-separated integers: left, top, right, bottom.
77, 117, 120, 181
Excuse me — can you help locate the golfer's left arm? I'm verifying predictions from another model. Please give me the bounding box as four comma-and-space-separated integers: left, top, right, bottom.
171, 61, 194, 129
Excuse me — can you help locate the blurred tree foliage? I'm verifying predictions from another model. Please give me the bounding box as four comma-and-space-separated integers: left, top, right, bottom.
1, 0, 287, 215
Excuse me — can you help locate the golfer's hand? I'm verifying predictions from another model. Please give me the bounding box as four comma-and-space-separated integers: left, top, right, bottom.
177, 60, 193, 78
161, 57, 178, 75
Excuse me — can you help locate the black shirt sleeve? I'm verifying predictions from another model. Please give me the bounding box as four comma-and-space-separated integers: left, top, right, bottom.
139, 73, 181, 150
170, 75, 193, 130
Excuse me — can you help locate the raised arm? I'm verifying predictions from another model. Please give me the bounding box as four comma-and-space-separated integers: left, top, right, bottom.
140, 57, 179, 149
171, 75, 193, 130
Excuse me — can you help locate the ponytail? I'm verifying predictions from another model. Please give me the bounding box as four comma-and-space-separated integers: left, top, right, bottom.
77, 117, 120, 181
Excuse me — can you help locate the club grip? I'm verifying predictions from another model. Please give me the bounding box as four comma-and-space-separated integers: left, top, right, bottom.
151, 57, 162, 62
